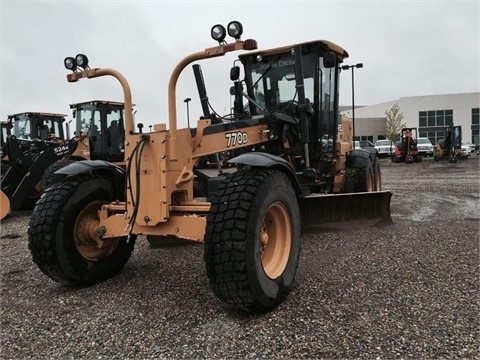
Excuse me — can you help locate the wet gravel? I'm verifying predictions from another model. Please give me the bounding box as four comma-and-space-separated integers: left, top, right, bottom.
1, 156, 479, 359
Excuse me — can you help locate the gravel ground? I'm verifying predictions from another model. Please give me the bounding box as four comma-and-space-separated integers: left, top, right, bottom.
1, 156, 479, 359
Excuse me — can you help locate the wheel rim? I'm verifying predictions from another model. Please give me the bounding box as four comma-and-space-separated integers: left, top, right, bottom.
74, 200, 119, 261
259, 201, 291, 279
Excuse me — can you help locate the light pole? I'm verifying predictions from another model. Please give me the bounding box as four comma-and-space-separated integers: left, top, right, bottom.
341, 63, 363, 144
184, 98, 191, 128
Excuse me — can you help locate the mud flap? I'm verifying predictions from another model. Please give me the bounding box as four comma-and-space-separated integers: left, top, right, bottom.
0, 190, 10, 220
299, 191, 393, 232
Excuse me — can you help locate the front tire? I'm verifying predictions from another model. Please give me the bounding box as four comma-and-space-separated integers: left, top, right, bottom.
28, 174, 135, 286
204, 169, 301, 312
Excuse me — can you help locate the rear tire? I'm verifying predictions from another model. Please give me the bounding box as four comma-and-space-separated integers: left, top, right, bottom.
344, 161, 374, 193
40, 158, 77, 192
204, 169, 301, 312
28, 174, 135, 286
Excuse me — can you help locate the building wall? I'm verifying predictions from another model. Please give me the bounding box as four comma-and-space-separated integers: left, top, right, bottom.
341, 92, 480, 144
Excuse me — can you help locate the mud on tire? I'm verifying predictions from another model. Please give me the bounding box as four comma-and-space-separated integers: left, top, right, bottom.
204, 169, 301, 313
28, 174, 135, 286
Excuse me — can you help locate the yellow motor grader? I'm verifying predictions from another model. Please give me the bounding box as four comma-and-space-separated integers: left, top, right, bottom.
28, 22, 392, 312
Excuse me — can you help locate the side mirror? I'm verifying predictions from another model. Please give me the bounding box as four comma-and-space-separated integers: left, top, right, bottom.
230, 66, 240, 81
323, 52, 337, 68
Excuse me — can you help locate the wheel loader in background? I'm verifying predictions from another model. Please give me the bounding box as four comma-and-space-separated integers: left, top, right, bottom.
0, 112, 68, 219
433, 123, 462, 163
0, 102, 126, 219
391, 127, 422, 163
1, 112, 67, 174
39, 100, 128, 189
28, 22, 392, 313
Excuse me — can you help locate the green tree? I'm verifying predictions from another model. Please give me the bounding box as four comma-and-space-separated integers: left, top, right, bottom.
384, 102, 406, 142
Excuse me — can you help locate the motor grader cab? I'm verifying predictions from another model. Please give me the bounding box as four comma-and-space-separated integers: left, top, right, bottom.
434, 124, 462, 163
28, 22, 392, 313
392, 127, 422, 163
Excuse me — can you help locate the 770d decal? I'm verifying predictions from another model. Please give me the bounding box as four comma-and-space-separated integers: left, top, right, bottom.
225, 131, 248, 147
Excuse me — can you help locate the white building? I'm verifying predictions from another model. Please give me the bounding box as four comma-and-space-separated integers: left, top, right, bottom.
341, 92, 480, 145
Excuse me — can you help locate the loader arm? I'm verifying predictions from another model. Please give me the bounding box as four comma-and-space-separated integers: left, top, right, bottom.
9, 144, 73, 210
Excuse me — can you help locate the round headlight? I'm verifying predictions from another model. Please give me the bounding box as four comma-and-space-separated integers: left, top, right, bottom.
211, 24, 226, 42
75, 54, 89, 68
64, 57, 77, 71
227, 21, 243, 40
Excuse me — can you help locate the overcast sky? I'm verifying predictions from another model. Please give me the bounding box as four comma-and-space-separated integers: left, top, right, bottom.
1, 0, 479, 128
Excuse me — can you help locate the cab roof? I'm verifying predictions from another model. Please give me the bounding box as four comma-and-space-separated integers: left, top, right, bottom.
238, 39, 349, 62
8, 112, 67, 118
69, 100, 125, 108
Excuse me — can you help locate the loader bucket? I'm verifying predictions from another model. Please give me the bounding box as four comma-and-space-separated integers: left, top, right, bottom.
299, 191, 392, 232
0, 190, 10, 220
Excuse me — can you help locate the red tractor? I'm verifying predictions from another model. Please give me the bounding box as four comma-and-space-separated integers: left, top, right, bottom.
391, 128, 422, 164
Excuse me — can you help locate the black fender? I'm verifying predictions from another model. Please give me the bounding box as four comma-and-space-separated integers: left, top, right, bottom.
346, 149, 376, 169
227, 152, 302, 195
345, 149, 376, 169
363, 146, 379, 159
55, 160, 127, 201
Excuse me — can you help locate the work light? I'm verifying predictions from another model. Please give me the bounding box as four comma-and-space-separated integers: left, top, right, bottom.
64, 57, 77, 71
227, 21, 243, 40
75, 54, 89, 69
211, 24, 226, 43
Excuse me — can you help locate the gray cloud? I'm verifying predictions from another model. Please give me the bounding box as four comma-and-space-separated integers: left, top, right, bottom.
1, 1, 478, 128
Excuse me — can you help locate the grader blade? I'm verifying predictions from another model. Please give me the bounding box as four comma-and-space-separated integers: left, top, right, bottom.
0, 190, 10, 220
299, 191, 393, 232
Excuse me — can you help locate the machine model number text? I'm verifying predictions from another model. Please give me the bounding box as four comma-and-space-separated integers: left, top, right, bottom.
54, 145, 70, 156
225, 131, 248, 147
